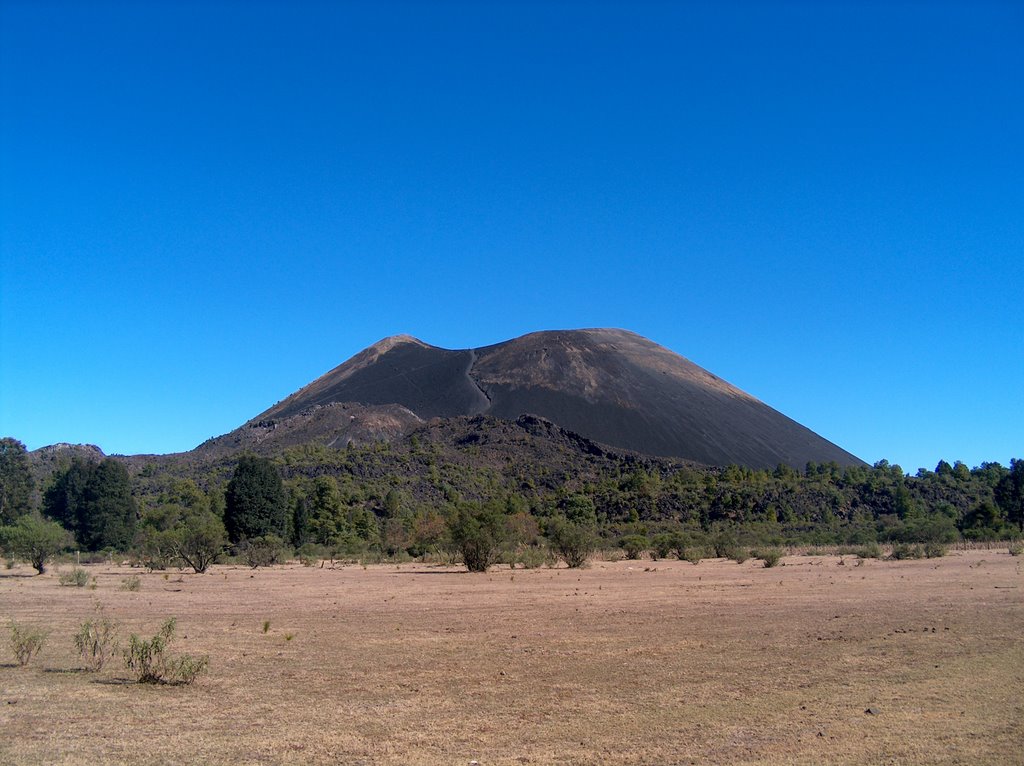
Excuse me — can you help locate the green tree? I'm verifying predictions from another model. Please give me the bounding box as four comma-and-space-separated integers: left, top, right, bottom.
172, 509, 226, 573
42, 457, 94, 532
0, 514, 74, 573
42, 457, 136, 551
79, 459, 137, 550
994, 459, 1024, 532
224, 455, 287, 543
307, 475, 345, 544
0, 437, 34, 524
546, 516, 596, 568
449, 501, 508, 572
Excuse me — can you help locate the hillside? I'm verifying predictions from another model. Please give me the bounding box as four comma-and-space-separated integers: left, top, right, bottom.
251, 328, 862, 469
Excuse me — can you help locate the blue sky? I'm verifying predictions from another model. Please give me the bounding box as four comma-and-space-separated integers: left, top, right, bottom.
1, 1, 1021, 472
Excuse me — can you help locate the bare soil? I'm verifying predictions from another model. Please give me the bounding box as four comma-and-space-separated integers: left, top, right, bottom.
1, 549, 1021, 765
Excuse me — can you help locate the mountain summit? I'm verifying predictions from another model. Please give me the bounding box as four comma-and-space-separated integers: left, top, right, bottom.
251, 329, 861, 469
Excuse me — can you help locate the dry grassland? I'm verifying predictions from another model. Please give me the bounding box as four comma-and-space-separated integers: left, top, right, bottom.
1, 549, 1021, 765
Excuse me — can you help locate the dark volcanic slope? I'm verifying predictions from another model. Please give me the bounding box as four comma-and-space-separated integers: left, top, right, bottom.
254, 329, 863, 469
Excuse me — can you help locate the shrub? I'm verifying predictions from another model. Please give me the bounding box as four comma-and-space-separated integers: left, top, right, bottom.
756, 548, 784, 568
9, 621, 48, 666
242, 535, 287, 569
889, 543, 925, 560
58, 568, 89, 587
731, 550, 750, 564
855, 542, 883, 559
1009, 542, 1023, 556
74, 616, 120, 671
449, 503, 508, 572
546, 518, 596, 568
681, 548, 703, 565
923, 541, 948, 559
121, 575, 142, 591
711, 528, 740, 560
619, 535, 649, 560
650, 533, 677, 561
0, 515, 73, 574
123, 617, 208, 685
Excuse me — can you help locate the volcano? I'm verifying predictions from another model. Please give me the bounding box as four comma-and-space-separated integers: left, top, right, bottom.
244, 329, 861, 470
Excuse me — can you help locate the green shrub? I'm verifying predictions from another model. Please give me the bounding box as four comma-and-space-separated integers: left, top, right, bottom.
756, 548, 784, 568
242, 535, 287, 569
650, 533, 676, 560
619, 535, 649, 560
1007, 542, 1022, 556
9, 621, 48, 666
449, 503, 508, 573
73, 616, 120, 671
889, 543, 925, 560
731, 550, 750, 564
58, 568, 89, 587
123, 617, 208, 685
681, 548, 703, 565
923, 541, 948, 559
855, 542, 883, 559
547, 518, 596, 568
515, 545, 551, 569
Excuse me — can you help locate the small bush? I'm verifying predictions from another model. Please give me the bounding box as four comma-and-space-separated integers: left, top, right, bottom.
756, 548, 784, 568
121, 576, 142, 592
619, 535, 649, 560
123, 618, 208, 684
889, 543, 925, 560
516, 545, 551, 569
923, 541, 948, 559
547, 519, 596, 569
74, 616, 120, 671
1006, 542, 1022, 556
242, 535, 287, 569
9, 621, 48, 666
681, 548, 703, 565
855, 542, 883, 559
58, 568, 90, 587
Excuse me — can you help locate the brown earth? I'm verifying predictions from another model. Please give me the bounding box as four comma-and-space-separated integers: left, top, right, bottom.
1, 549, 1021, 765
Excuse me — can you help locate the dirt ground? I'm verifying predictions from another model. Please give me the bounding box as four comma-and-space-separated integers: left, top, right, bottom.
1, 549, 1021, 765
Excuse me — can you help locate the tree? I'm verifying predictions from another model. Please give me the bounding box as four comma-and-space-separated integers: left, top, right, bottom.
172, 510, 226, 573
224, 455, 287, 543
449, 502, 508, 572
0, 437, 34, 524
42, 457, 136, 550
994, 459, 1024, 532
42, 457, 94, 532
0, 514, 74, 573
546, 516, 596, 568
79, 459, 137, 550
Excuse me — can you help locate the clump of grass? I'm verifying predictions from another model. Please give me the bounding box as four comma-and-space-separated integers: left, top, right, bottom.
1007, 542, 1022, 556
284, 632, 295, 642
123, 618, 208, 685
731, 550, 750, 564
262, 620, 270, 634
73, 616, 120, 671
121, 575, 142, 592
58, 568, 90, 587
9, 621, 48, 666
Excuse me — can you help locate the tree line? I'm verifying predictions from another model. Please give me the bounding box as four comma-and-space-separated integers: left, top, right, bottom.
1, 435, 1022, 573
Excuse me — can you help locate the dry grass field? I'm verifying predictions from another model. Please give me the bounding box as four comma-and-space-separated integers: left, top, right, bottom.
1, 549, 1021, 765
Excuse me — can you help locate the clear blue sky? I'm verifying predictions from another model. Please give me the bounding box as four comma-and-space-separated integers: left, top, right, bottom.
1, 1, 1021, 473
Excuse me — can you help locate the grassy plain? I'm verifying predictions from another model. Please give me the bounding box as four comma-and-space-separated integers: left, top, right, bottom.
1, 549, 1021, 765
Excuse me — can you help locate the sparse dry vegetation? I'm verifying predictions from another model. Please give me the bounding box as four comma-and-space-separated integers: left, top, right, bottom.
0, 550, 1020, 765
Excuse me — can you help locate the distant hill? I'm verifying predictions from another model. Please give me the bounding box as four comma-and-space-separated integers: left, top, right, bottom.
242, 328, 862, 470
